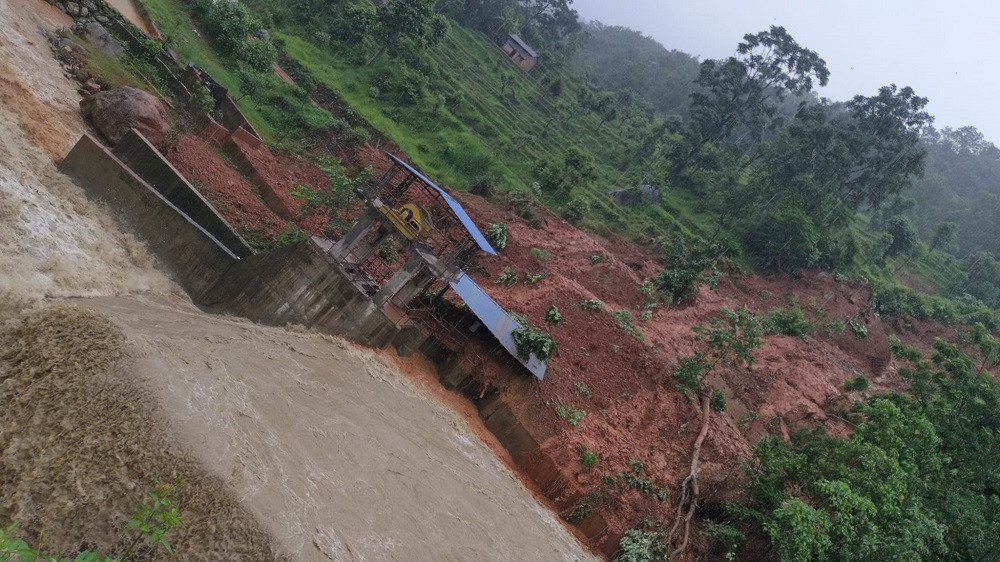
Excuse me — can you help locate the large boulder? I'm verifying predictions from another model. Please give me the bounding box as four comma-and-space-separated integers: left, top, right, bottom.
81, 86, 172, 146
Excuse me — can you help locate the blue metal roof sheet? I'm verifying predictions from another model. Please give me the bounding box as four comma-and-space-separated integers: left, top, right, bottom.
449, 272, 547, 380
387, 153, 497, 256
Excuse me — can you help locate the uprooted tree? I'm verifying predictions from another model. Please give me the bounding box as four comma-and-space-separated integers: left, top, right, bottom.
668, 307, 764, 558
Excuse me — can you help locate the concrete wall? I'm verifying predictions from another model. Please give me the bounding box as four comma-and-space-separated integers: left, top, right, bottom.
202, 239, 403, 348
59, 134, 238, 300
111, 129, 254, 258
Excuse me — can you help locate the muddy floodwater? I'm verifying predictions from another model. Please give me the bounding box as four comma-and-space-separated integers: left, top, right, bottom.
79, 295, 595, 560
104, 0, 155, 35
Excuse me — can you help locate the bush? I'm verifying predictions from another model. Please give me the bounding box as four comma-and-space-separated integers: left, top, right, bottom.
495, 267, 518, 286
579, 446, 599, 468
202, 0, 260, 54
763, 303, 814, 339
616, 528, 667, 562
742, 206, 820, 270
563, 196, 589, 223
512, 325, 558, 360
485, 222, 508, 250
555, 404, 586, 426
543, 305, 563, 327
348, 126, 372, 145
239, 38, 277, 73
884, 215, 918, 257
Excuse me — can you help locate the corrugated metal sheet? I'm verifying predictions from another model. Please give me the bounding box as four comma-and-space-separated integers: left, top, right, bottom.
449, 272, 547, 380
387, 154, 497, 256
508, 34, 539, 58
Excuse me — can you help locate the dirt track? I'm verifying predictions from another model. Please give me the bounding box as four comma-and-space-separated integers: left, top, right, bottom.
0, 2, 596, 559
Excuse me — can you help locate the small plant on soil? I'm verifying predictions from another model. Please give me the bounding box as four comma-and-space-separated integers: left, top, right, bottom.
122, 479, 183, 557
555, 404, 586, 427
562, 488, 603, 524
617, 523, 667, 562
495, 267, 519, 286
0, 480, 183, 561
579, 445, 599, 468
639, 310, 653, 322
485, 222, 508, 250
580, 298, 603, 310
710, 388, 728, 412
614, 310, 645, 342
611, 344, 620, 353
763, 302, 814, 339
545, 305, 563, 327
848, 317, 869, 338
525, 272, 545, 284
656, 487, 668, 502
843, 374, 869, 393
377, 240, 397, 263
530, 247, 550, 261
589, 254, 605, 264
574, 381, 592, 398
621, 459, 653, 494
512, 325, 558, 360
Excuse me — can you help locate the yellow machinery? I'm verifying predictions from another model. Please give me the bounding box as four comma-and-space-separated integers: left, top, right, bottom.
379, 202, 433, 241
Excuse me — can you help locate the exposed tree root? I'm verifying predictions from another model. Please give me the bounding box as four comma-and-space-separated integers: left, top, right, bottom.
667, 392, 712, 561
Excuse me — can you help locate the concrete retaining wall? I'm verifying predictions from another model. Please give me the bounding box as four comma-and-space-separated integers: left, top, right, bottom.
59, 134, 238, 300
203, 239, 403, 348
111, 129, 254, 258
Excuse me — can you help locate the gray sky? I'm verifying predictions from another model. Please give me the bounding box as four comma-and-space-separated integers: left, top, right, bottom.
572, 0, 999, 143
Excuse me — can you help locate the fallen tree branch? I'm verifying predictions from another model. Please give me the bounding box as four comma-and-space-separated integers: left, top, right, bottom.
667, 392, 712, 560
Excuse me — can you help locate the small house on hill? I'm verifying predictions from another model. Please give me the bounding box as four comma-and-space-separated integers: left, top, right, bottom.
502, 34, 538, 72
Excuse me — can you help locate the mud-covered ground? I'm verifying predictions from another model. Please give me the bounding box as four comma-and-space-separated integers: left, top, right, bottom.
0, 2, 596, 559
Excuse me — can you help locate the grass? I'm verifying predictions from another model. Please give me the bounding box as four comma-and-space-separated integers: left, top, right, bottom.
277, 23, 716, 242
140, 0, 332, 141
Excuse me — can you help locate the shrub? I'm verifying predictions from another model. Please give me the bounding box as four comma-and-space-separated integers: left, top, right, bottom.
614, 310, 644, 341
883, 215, 918, 257
710, 388, 727, 411
564, 196, 589, 223
579, 446, 599, 468
555, 404, 586, 426
656, 237, 720, 304
495, 267, 518, 286
202, 0, 259, 54
574, 381, 592, 398
512, 325, 558, 360
525, 272, 545, 284
580, 299, 603, 311
530, 247, 550, 261
843, 374, 869, 393
485, 222, 508, 250
545, 305, 563, 327
742, 206, 820, 270
469, 174, 499, 198
616, 528, 666, 562
763, 303, 814, 339
590, 254, 606, 265
348, 126, 373, 145
239, 38, 277, 72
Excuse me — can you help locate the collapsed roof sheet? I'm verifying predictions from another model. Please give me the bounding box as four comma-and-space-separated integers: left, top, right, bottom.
449, 271, 547, 380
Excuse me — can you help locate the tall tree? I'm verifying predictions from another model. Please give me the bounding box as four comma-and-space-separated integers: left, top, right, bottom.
686, 26, 829, 156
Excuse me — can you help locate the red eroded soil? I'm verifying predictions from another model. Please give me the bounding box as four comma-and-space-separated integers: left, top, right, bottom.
164, 135, 290, 236
228, 135, 332, 235
415, 190, 965, 554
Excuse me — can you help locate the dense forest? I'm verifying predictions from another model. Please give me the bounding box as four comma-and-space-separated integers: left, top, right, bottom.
149, 0, 1000, 559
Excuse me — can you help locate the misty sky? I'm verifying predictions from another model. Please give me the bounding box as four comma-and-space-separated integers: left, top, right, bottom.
572, 0, 998, 143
